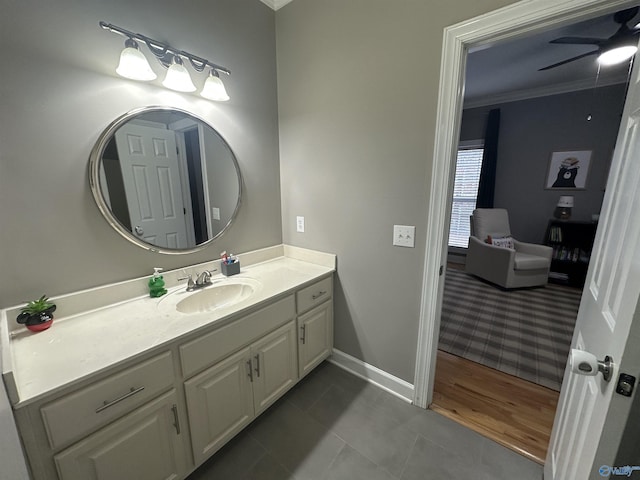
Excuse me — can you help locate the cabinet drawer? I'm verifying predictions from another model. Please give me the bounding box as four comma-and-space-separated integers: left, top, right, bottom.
41, 351, 174, 451
296, 276, 332, 314
180, 295, 295, 378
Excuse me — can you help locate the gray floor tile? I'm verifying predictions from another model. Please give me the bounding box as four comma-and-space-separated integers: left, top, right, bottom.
188, 432, 266, 479
401, 434, 480, 479
405, 409, 486, 463
250, 399, 345, 480
286, 366, 334, 412
478, 438, 543, 480
243, 453, 297, 480
308, 384, 417, 477
321, 445, 398, 480
188, 361, 544, 480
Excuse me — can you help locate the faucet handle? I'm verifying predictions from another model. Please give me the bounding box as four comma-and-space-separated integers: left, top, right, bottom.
178, 274, 195, 291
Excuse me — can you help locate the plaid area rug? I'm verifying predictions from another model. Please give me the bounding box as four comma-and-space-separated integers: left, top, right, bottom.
438, 268, 581, 391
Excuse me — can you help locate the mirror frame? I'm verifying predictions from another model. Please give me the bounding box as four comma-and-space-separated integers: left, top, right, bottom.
89, 106, 242, 254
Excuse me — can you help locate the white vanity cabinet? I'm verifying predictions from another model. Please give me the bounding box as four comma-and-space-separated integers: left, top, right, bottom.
14, 351, 190, 480
180, 295, 298, 464
54, 390, 188, 480
296, 276, 334, 378
184, 321, 297, 464
7, 255, 335, 480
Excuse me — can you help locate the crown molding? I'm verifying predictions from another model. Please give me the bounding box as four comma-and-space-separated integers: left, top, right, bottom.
259, 0, 295, 10
463, 74, 628, 109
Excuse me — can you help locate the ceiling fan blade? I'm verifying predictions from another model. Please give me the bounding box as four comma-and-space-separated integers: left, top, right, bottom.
538, 50, 599, 71
549, 36, 605, 45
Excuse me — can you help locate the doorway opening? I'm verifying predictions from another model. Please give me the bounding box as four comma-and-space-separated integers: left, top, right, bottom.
416, 0, 626, 462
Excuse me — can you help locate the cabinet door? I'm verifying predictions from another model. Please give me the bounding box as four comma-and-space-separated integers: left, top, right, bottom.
298, 301, 333, 378
55, 390, 187, 480
184, 347, 254, 465
251, 321, 298, 415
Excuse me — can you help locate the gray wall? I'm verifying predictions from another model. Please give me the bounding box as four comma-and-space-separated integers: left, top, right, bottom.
460, 85, 626, 244
0, 0, 281, 307
276, 0, 518, 382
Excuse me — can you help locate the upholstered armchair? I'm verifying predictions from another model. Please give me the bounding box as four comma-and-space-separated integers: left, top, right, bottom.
465, 208, 553, 289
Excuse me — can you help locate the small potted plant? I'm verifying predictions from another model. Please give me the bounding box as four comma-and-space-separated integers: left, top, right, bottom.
16, 295, 57, 332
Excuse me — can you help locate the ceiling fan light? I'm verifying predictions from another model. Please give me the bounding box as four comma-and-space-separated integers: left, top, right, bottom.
162, 56, 196, 92
597, 45, 638, 66
116, 38, 157, 81
201, 69, 230, 101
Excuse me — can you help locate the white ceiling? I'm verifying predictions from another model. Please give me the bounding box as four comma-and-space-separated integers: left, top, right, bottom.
464, 8, 640, 108
259, 0, 294, 11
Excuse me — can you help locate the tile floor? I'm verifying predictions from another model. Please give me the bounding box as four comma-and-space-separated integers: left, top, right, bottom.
188, 362, 543, 480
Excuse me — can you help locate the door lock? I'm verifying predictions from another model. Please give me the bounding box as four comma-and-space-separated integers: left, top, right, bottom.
616, 373, 636, 397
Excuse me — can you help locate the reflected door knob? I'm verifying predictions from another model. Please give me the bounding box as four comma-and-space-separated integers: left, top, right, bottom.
134, 226, 144, 236
570, 349, 613, 382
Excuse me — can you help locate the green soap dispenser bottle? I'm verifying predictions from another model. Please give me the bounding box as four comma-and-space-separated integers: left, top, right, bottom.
149, 267, 168, 298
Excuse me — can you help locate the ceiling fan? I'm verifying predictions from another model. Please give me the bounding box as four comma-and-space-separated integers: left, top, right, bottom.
539, 7, 640, 71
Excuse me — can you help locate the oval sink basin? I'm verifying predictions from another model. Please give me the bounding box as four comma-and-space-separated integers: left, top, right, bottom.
175, 279, 259, 314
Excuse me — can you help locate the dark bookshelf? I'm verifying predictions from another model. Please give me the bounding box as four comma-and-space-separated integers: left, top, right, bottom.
545, 220, 597, 287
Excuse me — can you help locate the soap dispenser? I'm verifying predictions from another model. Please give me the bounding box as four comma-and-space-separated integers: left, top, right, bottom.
148, 267, 168, 298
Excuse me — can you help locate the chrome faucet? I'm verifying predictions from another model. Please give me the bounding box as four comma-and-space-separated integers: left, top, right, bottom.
179, 269, 218, 291
195, 269, 218, 287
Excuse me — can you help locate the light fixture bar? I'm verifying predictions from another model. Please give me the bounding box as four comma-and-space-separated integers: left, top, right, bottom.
100, 21, 230, 76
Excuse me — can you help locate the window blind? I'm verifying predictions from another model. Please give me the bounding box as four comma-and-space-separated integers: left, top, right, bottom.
448, 147, 484, 248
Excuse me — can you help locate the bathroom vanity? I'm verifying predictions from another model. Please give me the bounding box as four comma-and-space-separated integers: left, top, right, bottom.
1, 245, 335, 480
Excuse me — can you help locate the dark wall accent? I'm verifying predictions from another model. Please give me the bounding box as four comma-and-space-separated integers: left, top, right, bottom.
460, 84, 627, 243
476, 108, 500, 208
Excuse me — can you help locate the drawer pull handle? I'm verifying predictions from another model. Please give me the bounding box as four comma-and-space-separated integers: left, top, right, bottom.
254, 354, 261, 377
312, 291, 327, 300
247, 359, 254, 382
96, 386, 145, 413
300, 324, 307, 344
171, 404, 181, 435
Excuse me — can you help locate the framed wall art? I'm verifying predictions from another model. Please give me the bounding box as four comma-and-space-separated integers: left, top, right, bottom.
545, 150, 592, 190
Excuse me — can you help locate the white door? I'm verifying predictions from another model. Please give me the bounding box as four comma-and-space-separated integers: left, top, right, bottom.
545, 48, 640, 479
115, 124, 188, 249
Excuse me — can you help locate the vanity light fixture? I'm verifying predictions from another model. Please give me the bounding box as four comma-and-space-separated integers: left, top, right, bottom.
100, 21, 231, 101
200, 69, 230, 101
163, 55, 197, 92
116, 38, 157, 81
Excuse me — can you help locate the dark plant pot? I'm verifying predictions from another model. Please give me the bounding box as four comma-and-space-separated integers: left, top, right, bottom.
17, 305, 56, 332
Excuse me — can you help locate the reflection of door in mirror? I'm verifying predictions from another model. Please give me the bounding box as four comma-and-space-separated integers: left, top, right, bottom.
113, 123, 189, 249
91, 107, 242, 254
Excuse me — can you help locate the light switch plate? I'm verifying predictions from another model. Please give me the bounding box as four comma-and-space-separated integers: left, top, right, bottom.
296, 216, 305, 233
393, 225, 415, 248
212, 207, 221, 220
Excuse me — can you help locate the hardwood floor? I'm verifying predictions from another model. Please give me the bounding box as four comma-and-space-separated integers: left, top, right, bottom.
431, 350, 559, 465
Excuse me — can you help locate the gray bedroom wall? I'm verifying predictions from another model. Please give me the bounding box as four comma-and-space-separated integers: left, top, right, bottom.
460, 84, 627, 244
0, 0, 281, 307
276, 0, 518, 382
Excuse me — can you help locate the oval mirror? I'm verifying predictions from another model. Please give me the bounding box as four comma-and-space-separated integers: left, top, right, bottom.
89, 106, 242, 254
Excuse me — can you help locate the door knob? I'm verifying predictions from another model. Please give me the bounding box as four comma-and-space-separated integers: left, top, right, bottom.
134, 226, 144, 236
570, 349, 613, 382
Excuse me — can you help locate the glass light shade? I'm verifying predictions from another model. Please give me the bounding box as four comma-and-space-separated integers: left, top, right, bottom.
201, 70, 230, 101
162, 58, 196, 92
597, 45, 638, 66
116, 41, 157, 81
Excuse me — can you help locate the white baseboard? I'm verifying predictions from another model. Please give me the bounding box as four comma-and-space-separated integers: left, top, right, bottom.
328, 349, 414, 403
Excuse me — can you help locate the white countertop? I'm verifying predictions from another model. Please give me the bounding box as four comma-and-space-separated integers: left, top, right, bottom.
1, 246, 335, 408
